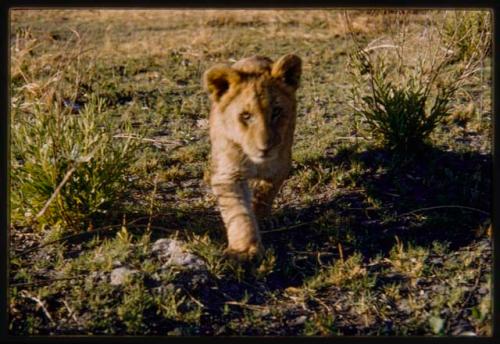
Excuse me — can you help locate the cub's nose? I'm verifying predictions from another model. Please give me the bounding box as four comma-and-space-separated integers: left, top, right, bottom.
258, 147, 271, 157
256, 133, 274, 157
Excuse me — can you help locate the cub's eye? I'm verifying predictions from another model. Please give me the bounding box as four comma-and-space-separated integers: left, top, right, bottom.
271, 107, 282, 122
240, 111, 252, 122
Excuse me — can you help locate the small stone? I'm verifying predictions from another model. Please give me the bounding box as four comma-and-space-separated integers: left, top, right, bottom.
428, 316, 445, 334
188, 271, 209, 285
167, 328, 182, 336
459, 331, 477, 336
215, 325, 227, 335
289, 315, 307, 326
478, 286, 489, 295
432, 285, 446, 293
256, 308, 271, 317
451, 320, 475, 335
93, 254, 105, 264
430, 257, 443, 266
110, 267, 138, 286
196, 119, 209, 129
152, 238, 206, 270
165, 252, 206, 270
152, 238, 184, 257
89, 271, 106, 282
397, 300, 411, 314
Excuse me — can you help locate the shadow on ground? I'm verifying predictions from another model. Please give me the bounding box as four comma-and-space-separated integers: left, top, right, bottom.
34, 144, 493, 311
261, 145, 491, 289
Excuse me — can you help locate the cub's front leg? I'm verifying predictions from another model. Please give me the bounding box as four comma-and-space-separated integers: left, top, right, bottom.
211, 178, 263, 260
250, 177, 285, 219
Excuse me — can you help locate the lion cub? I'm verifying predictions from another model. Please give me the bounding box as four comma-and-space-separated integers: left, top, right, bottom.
203, 54, 302, 260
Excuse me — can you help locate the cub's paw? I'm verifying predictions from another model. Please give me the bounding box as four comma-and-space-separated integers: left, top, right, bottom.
223, 242, 264, 263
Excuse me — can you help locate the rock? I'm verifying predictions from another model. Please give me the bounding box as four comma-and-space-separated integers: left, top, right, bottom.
168, 252, 202, 267
215, 325, 227, 335
256, 308, 271, 317
188, 270, 209, 285
150, 238, 213, 293
429, 257, 443, 266
459, 331, 477, 336
432, 285, 447, 294
93, 253, 105, 264
451, 320, 475, 336
196, 118, 209, 129
289, 315, 307, 326
397, 300, 411, 314
110, 267, 139, 286
167, 328, 183, 336
428, 316, 445, 334
478, 286, 489, 295
152, 238, 206, 271
89, 271, 107, 283
152, 238, 183, 257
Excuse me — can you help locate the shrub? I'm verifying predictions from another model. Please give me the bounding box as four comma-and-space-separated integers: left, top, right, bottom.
348, 51, 452, 153
11, 95, 140, 230
346, 10, 491, 154
10, 27, 143, 231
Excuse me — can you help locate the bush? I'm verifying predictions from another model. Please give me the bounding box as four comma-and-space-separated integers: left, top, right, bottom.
11, 95, 140, 230
346, 11, 491, 154
348, 51, 452, 153
10, 27, 144, 231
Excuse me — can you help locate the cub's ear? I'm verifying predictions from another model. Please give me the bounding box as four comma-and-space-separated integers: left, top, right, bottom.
272, 54, 302, 90
203, 65, 240, 101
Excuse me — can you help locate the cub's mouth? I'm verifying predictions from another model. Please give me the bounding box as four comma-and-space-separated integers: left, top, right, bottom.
247, 150, 279, 164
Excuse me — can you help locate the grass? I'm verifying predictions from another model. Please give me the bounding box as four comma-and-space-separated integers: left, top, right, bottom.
9, 9, 492, 336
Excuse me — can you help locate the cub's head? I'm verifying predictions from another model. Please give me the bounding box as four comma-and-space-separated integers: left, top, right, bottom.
204, 54, 302, 163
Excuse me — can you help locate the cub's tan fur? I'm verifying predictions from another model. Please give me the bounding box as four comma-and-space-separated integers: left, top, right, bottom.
203, 54, 302, 260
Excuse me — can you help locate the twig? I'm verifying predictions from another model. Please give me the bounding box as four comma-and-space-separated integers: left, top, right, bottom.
363, 44, 399, 52
316, 251, 326, 267
311, 294, 333, 313
62, 299, 79, 324
182, 288, 205, 309
445, 265, 483, 333
34, 145, 100, 221
147, 173, 159, 232
35, 166, 76, 220
345, 207, 383, 211
19, 290, 55, 324
396, 205, 489, 218
291, 250, 334, 256
16, 224, 121, 257
131, 224, 179, 234
16, 216, 154, 257
112, 134, 183, 146
335, 136, 368, 141
11, 275, 87, 288
338, 242, 344, 265
260, 221, 316, 235
224, 301, 269, 311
